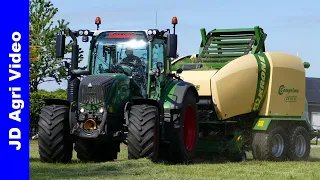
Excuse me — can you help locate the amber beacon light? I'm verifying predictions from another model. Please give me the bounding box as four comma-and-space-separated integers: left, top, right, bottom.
172, 16, 178, 25
95, 17, 101, 30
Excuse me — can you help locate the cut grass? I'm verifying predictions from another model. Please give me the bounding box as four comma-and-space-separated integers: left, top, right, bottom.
30, 140, 320, 180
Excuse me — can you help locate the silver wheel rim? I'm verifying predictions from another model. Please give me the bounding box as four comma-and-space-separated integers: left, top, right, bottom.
272, 134, 284, 157
295, 135, 306, 158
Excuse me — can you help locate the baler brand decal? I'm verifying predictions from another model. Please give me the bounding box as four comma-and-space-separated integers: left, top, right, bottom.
278, 85, 299, 95
284, 96, 297, 102
252, 54, 270, 111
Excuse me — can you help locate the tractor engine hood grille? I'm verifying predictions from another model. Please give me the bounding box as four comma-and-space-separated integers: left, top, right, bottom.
78, 75, 115, 105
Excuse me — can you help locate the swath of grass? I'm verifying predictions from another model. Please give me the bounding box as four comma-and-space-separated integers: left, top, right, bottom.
30, 140, 320, 180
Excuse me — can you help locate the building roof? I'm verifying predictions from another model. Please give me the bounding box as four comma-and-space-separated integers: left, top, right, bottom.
306, 77, 320, 104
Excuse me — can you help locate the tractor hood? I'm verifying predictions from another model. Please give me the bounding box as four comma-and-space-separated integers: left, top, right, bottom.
78, 73, 131, 112
78, 75, 116, 105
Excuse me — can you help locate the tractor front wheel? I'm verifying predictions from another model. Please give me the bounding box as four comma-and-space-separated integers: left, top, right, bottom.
38, 105, 73, 163
127, 104, 160, 161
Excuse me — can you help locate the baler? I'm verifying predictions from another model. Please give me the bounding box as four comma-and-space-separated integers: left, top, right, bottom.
171, 26, 316, 161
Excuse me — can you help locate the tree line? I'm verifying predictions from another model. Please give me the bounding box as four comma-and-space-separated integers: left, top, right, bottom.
29, 0, 84, 135
29, 0, 85, 93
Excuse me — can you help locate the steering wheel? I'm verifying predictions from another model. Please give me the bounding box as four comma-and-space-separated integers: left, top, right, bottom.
119, 61, 136, 67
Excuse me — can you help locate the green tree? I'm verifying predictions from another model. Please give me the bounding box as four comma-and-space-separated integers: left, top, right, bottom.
29, 0, 84, 92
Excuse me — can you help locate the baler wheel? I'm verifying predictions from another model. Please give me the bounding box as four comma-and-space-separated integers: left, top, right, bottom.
38, 105, 73, 163
170, 90, 199, 163
288, 126, 310, 161
252, 126, 289, 161
127, 104, 160, 161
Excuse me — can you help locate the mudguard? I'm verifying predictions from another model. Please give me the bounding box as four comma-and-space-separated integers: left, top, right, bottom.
162, 80, 199, 112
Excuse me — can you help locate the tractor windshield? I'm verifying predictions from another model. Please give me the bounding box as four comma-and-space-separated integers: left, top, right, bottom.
91, 31, 149, 97
91, 31, 148, 75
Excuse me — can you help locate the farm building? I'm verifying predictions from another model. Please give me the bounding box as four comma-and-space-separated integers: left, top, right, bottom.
306, 77, 320, 142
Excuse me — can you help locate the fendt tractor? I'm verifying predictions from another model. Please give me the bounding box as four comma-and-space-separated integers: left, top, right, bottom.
38, 16, 201, 163
171, 26, 319, 161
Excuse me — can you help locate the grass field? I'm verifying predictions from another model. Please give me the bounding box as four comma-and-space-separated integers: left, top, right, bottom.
30, 140, 320, 180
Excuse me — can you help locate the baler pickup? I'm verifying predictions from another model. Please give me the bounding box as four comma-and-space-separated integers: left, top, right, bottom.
197, 26, 267, 69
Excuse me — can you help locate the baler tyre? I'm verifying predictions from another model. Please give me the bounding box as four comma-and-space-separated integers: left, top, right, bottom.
252, 126, 289, 161
74, 139, 119, 162
288, 126, 310, 161
38, 105, 73, 163
127, 104, 160, 161
170, 90, 199, 163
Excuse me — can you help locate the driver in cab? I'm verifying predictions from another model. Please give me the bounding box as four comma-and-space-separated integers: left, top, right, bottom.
121, 47, 141, 65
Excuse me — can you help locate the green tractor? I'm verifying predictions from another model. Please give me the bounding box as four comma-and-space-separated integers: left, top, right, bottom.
37, 16, 200, 163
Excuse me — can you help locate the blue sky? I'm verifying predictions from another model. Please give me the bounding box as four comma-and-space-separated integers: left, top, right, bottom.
39, 0, 320, 91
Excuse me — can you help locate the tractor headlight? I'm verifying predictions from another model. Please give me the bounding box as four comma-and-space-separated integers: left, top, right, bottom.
152, 30, 157, 35
147, 29, 153, 35
98, 107, 104, 113
78, 30, 84, 36
80, 107, 85, 113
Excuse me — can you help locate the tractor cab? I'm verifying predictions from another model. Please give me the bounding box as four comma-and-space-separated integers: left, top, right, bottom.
55, 16, 179, 101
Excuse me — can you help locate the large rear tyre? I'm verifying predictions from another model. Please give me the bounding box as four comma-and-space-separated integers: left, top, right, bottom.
74, 139, 119, 162
170, 90, 199, 163
252, 126, 289, 161
127, 104, 160, 161
288, 126, 310, 161
38, 105, 73, 163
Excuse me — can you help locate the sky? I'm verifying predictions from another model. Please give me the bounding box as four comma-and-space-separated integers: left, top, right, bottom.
39, 0, 320, 91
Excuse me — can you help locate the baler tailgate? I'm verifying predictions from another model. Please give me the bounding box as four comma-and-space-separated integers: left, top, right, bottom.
197, 26, 266, 69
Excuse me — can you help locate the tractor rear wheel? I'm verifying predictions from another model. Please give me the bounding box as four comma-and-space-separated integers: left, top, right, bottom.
38, 105, 73, 163
170, 90, 199, 163
74, 139, 119, 162
127, 104, 160, 161
288, 126, 310, 161
252, 126, 289, 161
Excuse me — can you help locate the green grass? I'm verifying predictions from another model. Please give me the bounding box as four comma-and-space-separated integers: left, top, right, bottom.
30, 140, 320, 180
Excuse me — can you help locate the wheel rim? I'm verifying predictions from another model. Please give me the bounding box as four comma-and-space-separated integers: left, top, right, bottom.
295, 135, 306, 158
184, 104, 196, 151
272, 134, 284, 157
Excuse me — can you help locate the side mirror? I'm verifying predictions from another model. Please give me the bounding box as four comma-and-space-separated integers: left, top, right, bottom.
166, 34, 177, 58
56, 34, 66, 58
